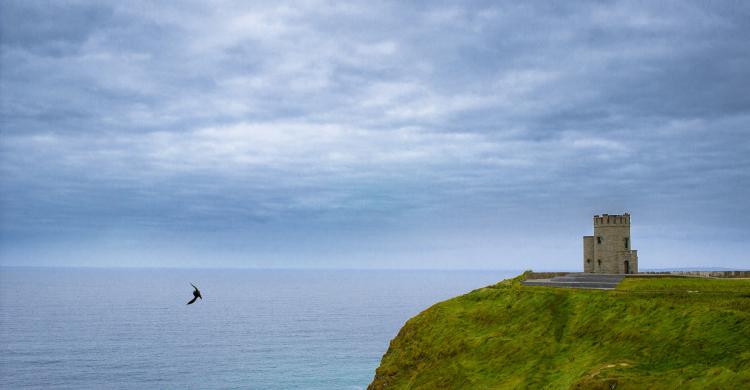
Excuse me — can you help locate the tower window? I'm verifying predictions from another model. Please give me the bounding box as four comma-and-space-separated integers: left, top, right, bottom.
597, 259, 601, 266
587, 259, 591, 264
624, 237, 629, 249
597, 236, 602, 244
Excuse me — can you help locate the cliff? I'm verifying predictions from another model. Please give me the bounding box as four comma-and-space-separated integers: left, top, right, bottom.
368, 273, 750, 389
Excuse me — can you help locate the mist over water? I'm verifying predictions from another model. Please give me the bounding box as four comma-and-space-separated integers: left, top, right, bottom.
0, 268, 515, 389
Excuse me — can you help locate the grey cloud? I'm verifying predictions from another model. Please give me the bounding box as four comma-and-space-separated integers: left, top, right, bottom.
1, 1, 749, 268
0, 1, 113, 56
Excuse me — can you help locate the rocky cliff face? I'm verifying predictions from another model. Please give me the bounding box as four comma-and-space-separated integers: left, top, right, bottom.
368, 274, 750, 389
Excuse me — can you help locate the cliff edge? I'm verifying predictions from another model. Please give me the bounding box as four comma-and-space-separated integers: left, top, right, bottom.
368, 273, 750, 389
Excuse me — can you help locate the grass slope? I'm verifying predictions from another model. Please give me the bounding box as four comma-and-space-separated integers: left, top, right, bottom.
368, 273, 750, 389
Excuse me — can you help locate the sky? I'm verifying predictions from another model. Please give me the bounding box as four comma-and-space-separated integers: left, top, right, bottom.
1, 1, 748, 270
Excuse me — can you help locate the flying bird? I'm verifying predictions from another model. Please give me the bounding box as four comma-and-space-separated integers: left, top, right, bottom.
187, 283, 202, 305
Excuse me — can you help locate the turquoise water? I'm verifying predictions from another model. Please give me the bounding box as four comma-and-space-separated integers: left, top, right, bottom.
0, 268, 514, 389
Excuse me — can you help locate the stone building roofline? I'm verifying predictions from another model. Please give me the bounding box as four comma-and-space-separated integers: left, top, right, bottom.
593, 213, 630, 226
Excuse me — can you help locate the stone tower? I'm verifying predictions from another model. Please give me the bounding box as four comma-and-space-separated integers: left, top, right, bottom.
583, 213, 638, 274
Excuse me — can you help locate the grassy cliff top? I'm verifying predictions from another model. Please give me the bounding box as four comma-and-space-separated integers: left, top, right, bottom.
368, 273, 750, 389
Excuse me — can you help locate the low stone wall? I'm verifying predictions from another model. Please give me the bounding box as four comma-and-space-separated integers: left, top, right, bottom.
528, 271, 750, 279
525, 272, 570, 280
638, 271, 750, 278
624, 274, 689, 278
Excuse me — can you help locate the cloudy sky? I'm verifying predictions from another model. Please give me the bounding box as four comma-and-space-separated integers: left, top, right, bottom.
1, 1, 748, 269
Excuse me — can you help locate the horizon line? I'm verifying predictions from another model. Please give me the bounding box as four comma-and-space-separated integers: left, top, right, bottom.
0, 265, 531, 272
1, 265, 746, 272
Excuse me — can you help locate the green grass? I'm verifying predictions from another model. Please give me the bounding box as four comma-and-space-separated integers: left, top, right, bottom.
368, 273, 750, 389
618, 276, 750, 294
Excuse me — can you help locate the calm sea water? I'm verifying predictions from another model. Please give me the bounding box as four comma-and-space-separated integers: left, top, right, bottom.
0, 268, 515, 389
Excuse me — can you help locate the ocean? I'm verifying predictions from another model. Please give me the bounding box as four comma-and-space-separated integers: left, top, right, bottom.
0, 268, 515, 389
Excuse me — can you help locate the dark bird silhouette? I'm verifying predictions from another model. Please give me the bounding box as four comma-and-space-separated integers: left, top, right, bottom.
187, 283, 202, 305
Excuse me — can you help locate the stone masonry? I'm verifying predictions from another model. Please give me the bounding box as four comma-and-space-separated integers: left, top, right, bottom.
583, 213, 638, 274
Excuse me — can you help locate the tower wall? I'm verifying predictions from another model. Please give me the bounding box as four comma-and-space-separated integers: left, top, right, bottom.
583, 236, 594, 272
588, 213, 636, 274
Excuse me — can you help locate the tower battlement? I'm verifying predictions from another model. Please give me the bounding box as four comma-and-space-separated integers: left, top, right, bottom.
593, 213, 630, 226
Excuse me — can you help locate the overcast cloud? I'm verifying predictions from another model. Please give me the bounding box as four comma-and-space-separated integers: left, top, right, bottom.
1, 1, 748, 269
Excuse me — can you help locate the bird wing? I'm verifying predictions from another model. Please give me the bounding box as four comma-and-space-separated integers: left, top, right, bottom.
191, 283, 200, 293
187, 296, 198, 305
